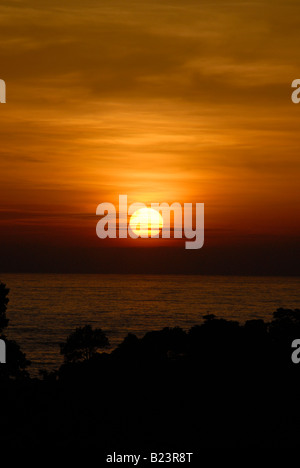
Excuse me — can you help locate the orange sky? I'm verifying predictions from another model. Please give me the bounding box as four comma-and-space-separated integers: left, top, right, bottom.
0, 0, 300, 272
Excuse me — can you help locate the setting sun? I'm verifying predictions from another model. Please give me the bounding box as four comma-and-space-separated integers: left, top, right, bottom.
129, 207, 163, 238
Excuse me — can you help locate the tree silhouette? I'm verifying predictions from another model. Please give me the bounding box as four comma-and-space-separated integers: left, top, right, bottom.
0, 282, 9, 332
60, 324, 110, 363
0, 281, 30, 379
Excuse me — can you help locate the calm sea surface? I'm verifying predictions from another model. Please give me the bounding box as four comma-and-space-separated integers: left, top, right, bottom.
1, 274, 300, 375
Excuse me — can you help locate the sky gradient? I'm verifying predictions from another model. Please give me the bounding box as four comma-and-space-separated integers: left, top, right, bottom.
0, 0, 299, 273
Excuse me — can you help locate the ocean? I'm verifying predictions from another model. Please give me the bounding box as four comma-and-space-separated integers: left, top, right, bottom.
1, 273, 300, 376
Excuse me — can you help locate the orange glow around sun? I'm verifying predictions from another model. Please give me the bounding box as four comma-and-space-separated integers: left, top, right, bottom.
129, 208, 164, 238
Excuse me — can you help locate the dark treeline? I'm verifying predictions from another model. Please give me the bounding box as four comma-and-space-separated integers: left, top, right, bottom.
1, 281, 300, 449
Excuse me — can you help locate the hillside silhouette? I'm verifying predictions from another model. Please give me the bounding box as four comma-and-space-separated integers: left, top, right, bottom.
1, 281, 300, 450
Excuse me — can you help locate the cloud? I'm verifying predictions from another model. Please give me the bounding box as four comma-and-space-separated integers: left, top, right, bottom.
0, 0, 300, 248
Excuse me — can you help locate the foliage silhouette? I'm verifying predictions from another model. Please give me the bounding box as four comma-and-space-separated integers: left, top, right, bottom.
0, 282, 9, 332
2, 301, 300, 449
0, 281, 30, 379
60, 324, 110, 363
51, 310, 300, 449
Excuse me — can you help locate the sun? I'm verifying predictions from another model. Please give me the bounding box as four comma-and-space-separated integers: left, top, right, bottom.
129, 207, 163, 238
